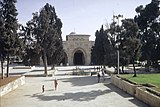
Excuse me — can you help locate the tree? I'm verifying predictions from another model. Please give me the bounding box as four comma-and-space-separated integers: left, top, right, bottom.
19, 16, 43, 66
26, 3, 63, 75
104, 16, 123, 72
134, 0, 160, 70
106, 18, 141, 76
0, 3, 6, 79
120, 19, 141, 77
91, 26, 106, 65
103, 29, 117, 68
0, 0, 19, 77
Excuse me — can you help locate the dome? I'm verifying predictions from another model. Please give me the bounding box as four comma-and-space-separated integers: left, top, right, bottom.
70, 32, 76, 35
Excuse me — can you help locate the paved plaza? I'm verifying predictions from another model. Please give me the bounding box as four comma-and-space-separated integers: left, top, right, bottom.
1, 66, 149, 107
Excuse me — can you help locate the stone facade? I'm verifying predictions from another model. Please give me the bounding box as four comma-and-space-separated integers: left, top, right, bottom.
62, 32, 94, 66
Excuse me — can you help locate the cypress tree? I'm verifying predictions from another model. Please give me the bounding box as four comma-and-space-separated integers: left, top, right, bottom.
0, 0, 19, 77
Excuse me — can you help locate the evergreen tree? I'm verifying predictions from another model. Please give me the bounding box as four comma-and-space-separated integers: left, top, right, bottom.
26, 3, 63, 75
120, 19, 141, 77
134, 0, 160, 70
91, 26, 105, 65
105, 17, 141, 76
19, 15, 43, 66
103, 29, 116, 67
105, 18, 122, 71
0, 3, 6, 79
0, 0, 19, 77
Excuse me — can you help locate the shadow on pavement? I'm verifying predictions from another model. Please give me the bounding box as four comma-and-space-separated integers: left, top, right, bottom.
104, 84, 149, 107
10, 72, 27, 75
104, 84, 131, 98
61, 76, 97, 86
57, 76, 110, 86
28, 89, 112, 102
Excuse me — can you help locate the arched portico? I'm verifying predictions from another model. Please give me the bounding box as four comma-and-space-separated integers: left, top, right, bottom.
73, 50, 85, 65
72, 48, 86, 65
62, 32, 94, 66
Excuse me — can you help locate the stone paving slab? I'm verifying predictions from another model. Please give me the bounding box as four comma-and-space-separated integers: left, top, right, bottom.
1, 67, 149, 107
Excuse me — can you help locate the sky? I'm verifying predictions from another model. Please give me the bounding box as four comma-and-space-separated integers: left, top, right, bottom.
16, 0, 151, 41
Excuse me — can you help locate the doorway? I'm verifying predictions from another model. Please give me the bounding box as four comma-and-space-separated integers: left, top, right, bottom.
73, 50, 85, 65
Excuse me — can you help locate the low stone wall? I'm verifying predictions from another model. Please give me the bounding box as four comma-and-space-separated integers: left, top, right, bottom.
0, 76, 25, 96
111, 75, 160, 107
13, 66, 33, 69
111, 75, 139, 96
135, 87, 160, 107
111, 75, 121, 88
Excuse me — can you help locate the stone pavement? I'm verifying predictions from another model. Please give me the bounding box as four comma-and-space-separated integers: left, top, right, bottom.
1, 66, 149, 107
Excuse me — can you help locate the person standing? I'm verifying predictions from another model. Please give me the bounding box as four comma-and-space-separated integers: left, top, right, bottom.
97, 72, 101, 83
42, 85, 45, 93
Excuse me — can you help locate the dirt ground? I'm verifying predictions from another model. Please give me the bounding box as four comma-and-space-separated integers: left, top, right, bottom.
0, 76, 21, 87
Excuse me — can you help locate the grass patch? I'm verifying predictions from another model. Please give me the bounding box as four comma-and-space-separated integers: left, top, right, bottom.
120, 73, 160, 91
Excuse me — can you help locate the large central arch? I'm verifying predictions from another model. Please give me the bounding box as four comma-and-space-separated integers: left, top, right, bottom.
73, 50, 85, 65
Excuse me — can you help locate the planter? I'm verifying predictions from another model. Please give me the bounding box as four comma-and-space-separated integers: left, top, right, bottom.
111, 75, 140, 96
111, 75, 121, 88
122, 79, 140, 96
135, 87, 160, 107
111, 75, 160, 107
0, 76, 25, 96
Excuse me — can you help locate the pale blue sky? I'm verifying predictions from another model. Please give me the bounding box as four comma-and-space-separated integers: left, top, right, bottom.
16, 0, 151, 40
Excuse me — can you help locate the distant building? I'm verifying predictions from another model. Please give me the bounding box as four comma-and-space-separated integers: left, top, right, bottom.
62, 32, 94, 66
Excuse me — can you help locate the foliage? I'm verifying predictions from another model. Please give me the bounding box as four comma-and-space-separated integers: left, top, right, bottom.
134, 0, 160, 69
0, 0, 19, 77
120, 19, 142, 77
105, 18, 122, 69
104, 28, 117, 68
21, 3, 63, 75
91, 26, 106, 65
92, 0, 159, 75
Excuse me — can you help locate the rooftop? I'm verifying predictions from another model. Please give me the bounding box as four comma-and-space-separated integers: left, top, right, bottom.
67, 32, 90, 36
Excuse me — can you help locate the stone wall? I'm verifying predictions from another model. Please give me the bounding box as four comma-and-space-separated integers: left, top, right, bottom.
135, 87, 160, 107
111, 75, 160, 107
0, 76, 25, 96
111, 75, 139, 96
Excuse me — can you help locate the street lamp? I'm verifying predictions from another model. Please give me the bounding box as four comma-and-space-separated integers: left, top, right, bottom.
113, 14, 123, 75
117, 43, 120, 75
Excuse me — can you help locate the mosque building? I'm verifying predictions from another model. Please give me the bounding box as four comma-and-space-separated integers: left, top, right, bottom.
62, 32, 94, 66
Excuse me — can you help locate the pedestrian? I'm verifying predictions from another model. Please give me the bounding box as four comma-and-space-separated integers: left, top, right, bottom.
97, 72, 101, 83
42, 85, 45, 93
54, 79, 58, 90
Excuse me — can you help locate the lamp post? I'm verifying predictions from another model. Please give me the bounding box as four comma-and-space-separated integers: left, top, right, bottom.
117, 43, 120, 75
113, 14, 123, 75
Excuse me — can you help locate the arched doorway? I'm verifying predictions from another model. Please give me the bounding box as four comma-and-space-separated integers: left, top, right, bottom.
73, 50, 85, 65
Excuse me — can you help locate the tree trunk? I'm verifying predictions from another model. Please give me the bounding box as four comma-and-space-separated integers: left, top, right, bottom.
122, 66, 124, 73
146, 59, 150, 72
6, 53, 10, 77
51, 64, 55, 70
1, 59, 4, 79
43, 49, 48, 76
133, 59, 136, 77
